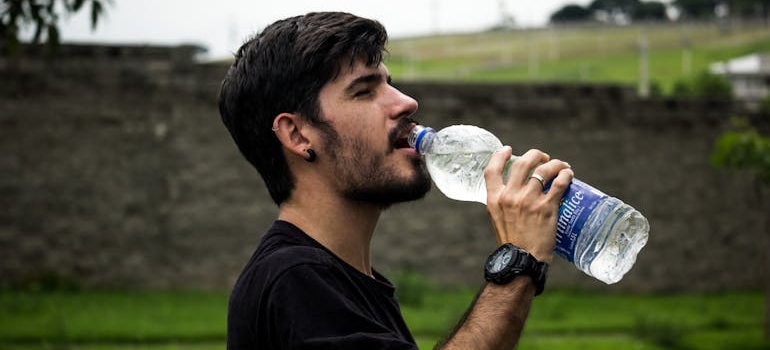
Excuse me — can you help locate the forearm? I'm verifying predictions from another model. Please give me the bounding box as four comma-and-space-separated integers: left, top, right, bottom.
432, 147, 569, 349
435, 277, 536, 350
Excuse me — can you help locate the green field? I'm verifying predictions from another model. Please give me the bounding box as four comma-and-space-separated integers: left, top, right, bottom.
384, 21, 770, 94
1, 288, 766, 349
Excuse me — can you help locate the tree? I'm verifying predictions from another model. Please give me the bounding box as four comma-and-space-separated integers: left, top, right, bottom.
1, 0, 110, 52
633, 1, 667, 21
671, 70, 733, 99
551, 0, 667, 25
729, 0, 770, 21
589, 0, 640, 23
712, 118, 770, 184
672, 0, 718, 19
550, 4, 593, 23
672, 0, 770, 21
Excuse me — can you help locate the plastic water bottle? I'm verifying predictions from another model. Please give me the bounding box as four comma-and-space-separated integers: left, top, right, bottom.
409, 124, 649, 284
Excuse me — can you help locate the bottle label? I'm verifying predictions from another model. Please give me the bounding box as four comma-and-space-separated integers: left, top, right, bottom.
553, 179, 607, 262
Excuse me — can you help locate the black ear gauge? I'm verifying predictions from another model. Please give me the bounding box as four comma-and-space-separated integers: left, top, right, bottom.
304, 149, 317, 162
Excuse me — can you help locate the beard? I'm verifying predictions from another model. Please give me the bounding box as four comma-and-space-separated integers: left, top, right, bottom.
323, 124, 432, 209
339, 154, 432, 209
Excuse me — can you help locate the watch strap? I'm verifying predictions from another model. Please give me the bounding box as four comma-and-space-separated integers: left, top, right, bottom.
485, 243, 548, 296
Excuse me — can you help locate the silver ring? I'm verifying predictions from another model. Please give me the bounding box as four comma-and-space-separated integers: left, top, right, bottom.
529, 173, 545, 189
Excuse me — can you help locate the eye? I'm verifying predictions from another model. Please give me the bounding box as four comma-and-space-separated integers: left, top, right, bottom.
354, 89, 372, 98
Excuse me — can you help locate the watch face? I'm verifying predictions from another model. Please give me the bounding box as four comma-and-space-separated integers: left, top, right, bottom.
485, 243, 546, 293
488, 246, 513, 274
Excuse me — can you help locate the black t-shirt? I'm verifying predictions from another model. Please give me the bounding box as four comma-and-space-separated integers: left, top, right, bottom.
227, 220, 418, 349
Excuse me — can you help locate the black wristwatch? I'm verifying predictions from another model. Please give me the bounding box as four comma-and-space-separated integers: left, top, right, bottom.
484, 243, 548, 296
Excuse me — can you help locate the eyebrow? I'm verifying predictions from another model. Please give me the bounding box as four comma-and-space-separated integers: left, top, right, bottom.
344, 72, 392, 94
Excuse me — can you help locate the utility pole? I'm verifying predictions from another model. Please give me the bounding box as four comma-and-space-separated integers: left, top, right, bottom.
637, 28, 650, 98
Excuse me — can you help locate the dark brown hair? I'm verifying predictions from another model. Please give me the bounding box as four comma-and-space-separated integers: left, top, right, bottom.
218, 12, 388, 205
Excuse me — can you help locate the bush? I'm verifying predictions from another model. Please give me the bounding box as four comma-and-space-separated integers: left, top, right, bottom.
671, 71, 733, 99
711, 116, 770, 184
693, 71, 733, 98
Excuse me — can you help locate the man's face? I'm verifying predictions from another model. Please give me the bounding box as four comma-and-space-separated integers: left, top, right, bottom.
316, 60, 431, 207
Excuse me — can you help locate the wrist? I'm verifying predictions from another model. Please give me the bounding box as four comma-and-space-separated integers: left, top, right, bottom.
484, 243, 549, 296
528, 249, 553, 265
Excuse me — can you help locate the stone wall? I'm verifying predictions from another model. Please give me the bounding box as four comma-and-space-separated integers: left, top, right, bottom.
1, 44, 767, 292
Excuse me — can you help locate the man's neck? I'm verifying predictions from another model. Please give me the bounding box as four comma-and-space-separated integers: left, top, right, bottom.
278, 193, 382, 277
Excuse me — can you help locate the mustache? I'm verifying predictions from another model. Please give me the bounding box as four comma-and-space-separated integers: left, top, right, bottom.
388, 117, 418, 147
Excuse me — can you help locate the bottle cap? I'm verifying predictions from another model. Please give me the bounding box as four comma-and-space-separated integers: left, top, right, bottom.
410, 126, 434, 154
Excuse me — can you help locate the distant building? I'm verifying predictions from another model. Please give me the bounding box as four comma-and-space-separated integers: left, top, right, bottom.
710, 53, 770, 103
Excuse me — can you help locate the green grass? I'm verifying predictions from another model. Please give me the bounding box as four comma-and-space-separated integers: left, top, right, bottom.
0, 290, 227, 344
404, 288, 768, 350
1, 288, 766, 350
385, 21, 770, 94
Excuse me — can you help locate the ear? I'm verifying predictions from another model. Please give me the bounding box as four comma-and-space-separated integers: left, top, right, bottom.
272, 113, 313, 161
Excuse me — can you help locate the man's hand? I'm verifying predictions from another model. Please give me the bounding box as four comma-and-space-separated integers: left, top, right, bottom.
484, 147, 574, 263
435, 147, 575, 350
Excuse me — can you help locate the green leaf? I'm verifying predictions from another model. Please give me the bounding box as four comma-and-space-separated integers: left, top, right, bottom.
711, 120, 770, 185
72, 0, 86, 11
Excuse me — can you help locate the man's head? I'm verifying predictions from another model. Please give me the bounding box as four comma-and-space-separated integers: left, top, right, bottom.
218, 12, 430, 207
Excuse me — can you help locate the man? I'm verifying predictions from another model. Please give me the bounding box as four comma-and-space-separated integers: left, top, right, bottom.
218, 11, 573, 349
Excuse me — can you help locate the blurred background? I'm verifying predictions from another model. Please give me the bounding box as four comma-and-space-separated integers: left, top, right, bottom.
1, 0, 769, 349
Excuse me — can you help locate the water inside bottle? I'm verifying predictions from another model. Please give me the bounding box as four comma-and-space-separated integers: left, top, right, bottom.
574, 198, 649, 284
422, 125, 503, 204
426, 151, 493, 203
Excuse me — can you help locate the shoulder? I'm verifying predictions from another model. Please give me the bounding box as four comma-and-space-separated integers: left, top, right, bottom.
248, 220, 341, 277
238, 242, 339, 292
262, 244, 334, 269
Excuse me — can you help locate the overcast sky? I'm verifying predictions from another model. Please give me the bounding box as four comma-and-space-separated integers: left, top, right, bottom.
57, 0, 593, 60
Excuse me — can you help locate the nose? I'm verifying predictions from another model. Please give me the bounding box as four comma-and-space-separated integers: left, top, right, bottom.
389, 85, 419, 120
